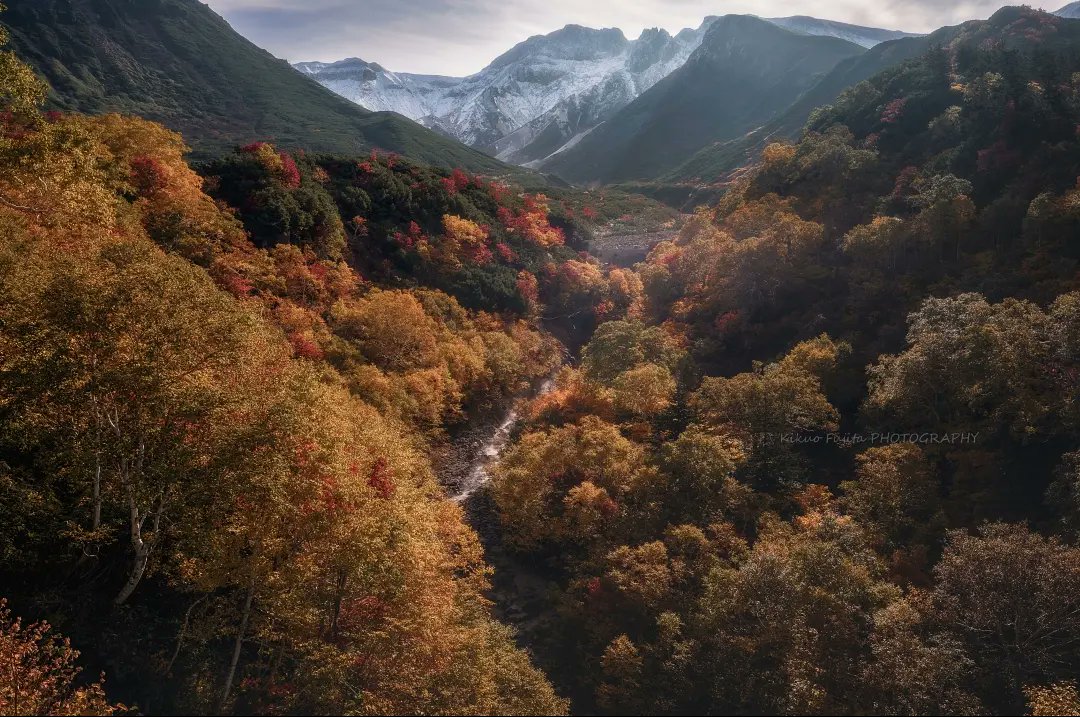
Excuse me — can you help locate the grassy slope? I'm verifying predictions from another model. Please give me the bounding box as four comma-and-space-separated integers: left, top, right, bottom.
2, 0, 530, 177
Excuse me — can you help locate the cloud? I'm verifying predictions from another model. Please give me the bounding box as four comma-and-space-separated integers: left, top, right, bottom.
204, 0, 1062, 76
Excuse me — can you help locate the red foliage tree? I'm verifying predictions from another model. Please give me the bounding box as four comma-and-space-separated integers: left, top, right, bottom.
714, 310, 741, 335
440, 168, 472, 195
517, 270, 540, 305
367, 457, 396, 499
881, 97, 908, 124
278, 152, 302, 189
129, 155, 169, 196
890, 165, 920, 200
495, 242, 516, 262
289, 332, 325, 361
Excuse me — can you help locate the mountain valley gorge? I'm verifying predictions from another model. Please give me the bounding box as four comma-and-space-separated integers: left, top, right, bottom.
2, 1, 1080, 716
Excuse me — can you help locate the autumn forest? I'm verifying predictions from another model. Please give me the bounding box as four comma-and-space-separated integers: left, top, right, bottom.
2, 2, 1080, 716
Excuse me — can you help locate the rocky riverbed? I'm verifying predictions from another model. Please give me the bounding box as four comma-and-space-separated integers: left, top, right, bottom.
434, 378, 566, 669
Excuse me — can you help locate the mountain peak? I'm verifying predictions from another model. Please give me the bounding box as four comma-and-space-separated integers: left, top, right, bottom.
635, 27, 673, 42
711, 13, 773, 29
289, 10, 920, 175
297, 15, 710, 160
488, 24, 628, 69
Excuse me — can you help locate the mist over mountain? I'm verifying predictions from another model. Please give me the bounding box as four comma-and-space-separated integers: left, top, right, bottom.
664, 23, 957, 183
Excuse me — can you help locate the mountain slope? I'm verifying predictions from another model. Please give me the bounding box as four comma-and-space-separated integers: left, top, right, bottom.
665, 24, 964, 182
541, 15, 866, 184
1, 0, 523, 173
490, 25, 710, 166
1056, 2, 1080, 19
293, 58, 459, 119
296, 21, 713, 167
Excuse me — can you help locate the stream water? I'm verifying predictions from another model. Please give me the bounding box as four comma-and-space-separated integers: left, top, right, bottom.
448, 377, 555, 502
440, 376, 563, 691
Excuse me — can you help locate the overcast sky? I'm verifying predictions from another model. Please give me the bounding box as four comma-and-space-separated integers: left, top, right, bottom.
203, 1, 1067, 76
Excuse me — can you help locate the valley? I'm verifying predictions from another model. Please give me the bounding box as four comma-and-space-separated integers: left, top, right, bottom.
2, 2, 1080, 716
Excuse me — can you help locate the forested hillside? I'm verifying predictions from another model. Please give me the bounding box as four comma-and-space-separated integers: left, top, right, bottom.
0, 0, 526, 173
486, 7, 1080, 714
6, 3, 1080, 717
0, 13, 595, 710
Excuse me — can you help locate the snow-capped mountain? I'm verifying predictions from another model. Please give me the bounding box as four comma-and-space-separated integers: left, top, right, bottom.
295, 15, 915, 168
296, 21, 711, 165
765, 16, 920, 47
292, 59, 460, 122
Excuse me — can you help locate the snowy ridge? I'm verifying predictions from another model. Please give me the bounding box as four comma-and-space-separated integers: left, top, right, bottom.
294, 14, 917, 167
294, 21, 712, 164
293, 59, 459, 122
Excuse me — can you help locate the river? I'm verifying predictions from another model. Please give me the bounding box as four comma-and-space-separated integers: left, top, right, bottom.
443, 377, 555, 502
436, 377, 563, 679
